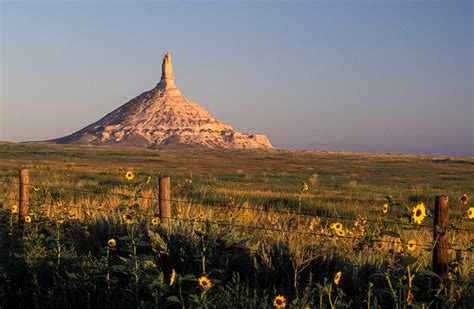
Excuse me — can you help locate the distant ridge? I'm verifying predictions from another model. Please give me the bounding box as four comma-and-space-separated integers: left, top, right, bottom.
53, 52, 273, 149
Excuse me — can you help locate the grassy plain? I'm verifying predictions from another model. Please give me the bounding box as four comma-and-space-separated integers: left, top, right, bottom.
1, 142, 473, 217
0, 142, 473, 307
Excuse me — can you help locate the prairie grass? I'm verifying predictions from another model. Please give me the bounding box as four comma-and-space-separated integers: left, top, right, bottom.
0, 142, 473, 307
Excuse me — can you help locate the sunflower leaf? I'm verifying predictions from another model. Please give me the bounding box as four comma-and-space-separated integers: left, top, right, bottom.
166, 296, 180, 303
418, 268, 441, 279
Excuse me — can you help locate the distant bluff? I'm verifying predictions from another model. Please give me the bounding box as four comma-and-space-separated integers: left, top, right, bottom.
53, 52, 273, 149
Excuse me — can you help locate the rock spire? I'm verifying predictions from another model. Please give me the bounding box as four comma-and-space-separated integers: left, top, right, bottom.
155, 52, 181, 97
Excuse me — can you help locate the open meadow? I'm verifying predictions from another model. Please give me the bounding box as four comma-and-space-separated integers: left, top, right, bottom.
0, 142, 473, 308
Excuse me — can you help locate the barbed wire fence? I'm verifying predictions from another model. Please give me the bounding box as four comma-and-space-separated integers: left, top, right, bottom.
0, 169, 473, 287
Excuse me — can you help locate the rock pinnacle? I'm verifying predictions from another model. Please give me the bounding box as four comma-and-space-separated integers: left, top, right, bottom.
155, 52, 181, 97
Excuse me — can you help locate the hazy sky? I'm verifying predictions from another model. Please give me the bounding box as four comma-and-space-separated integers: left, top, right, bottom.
1, 0, 472, 155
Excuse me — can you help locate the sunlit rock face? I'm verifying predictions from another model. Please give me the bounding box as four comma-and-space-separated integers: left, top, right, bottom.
53, 52, 273, 149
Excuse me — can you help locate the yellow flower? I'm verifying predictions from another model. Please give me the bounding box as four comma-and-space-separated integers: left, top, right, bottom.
336, 229, 345, 237
198, 276, 212, 290
273, 295, 287, 308
11, 205, 18, 214
57, 219, 64, 224
98, 203, 105, 209
412, 203, 426, 224
460, 194, 468, 205
84, 210, 92, 217
198, 212, 205, 220
467, 207, 474, 219
383, 203, 388, 214
124, 214, 134, 225
122, 213, 128, 221
33, 186, 40, 192
151, 218, 160, 225
56, 199, 63, 207
407, 240, 416, 251
24, 215, 32, 223
333, 271, 342, 285
170, 269, 176, 286
108, 238, 116, 247
125, 171, 134, 181
332, 222, 343, 232
374, 242, 383, 251
301, 182, 309, 192
146, 176, 151, 184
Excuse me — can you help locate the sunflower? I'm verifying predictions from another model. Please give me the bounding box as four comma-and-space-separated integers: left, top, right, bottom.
332, 222, 343, 232
228, 211, 234, 219
124, 214, 134, 225
56, 200, 64, 207
336, 229, 345, 237
460, 194, 468, 205
333, 271, 342, 285
467, 207, 474, 219
383, 203, 388, 214
151, 218, 160, 225
57, 219, 64, 224
273, 295, 287, 308
24, 215, 32, 223
11, 205, 18, 214
170, 269, 176, 286
125, 171, 135, 181
412, 203, 426, 224
198, 212, 205, 220
407, 240, 416, 251
33, 186, 40, 192
84, 210, 92, 217
301, 182, 309, 192
374, 242, 383, 251
198, 276, 212, 290
108, 238, 117, 248
98, 203, 105, 209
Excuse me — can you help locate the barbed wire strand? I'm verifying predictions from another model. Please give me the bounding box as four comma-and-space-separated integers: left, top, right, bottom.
1, 178, 473, 233
6, 198, 472, 285
31, 200, 473, 253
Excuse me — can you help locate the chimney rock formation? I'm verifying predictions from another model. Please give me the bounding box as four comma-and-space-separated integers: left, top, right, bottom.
53, 52, 273, 149
156, 52, 181, 97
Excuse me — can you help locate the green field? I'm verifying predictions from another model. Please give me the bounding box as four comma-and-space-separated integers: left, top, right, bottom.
0, 142, 473, 308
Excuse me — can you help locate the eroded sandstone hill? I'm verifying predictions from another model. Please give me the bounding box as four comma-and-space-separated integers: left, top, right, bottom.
53, 52, 273, 149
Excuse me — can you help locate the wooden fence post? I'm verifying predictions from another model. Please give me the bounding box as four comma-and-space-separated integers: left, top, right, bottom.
433, 195, 449, 290
159, 177, 171, 226
18, 169, 29, 227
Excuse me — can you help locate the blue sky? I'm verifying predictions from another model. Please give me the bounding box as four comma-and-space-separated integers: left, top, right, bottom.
1, 0, 472, 155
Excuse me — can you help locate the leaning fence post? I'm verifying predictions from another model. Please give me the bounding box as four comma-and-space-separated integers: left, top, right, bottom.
433, 195, 449, 290
18, 169, 29, 228
159, 176, 171, 226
